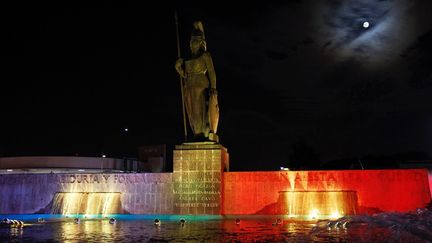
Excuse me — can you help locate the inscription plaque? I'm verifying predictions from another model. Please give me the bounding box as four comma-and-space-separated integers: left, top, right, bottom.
173, 143, 228, 215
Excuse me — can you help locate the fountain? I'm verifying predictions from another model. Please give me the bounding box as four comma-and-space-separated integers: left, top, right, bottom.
277, 190, 358, 219
51, 192, 122, 215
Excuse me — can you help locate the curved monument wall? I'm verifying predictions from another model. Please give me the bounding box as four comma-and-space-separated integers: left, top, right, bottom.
429, 170, 432, 197
0, 173, 173, 214
0, 169, 430, 215
223, 169, 431, 215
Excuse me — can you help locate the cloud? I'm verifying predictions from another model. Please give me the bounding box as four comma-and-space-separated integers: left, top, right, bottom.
314, 0, 419, 67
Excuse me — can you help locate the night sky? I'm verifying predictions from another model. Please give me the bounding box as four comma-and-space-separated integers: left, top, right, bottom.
2, 1, 432, 171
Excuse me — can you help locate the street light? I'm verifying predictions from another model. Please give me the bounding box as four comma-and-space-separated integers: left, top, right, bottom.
101, 154, 106, 172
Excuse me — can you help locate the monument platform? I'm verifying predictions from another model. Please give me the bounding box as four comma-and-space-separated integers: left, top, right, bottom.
0, 157, 430, 217
173, 142, 229, 215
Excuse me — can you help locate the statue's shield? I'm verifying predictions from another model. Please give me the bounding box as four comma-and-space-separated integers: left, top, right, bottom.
208, 93, 219, 133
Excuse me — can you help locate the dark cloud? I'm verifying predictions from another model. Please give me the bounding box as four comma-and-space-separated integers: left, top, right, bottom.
206, 0, 432, 166
404, 30, 432, 88
322, 0, 392, 43
265, 50, 290, 61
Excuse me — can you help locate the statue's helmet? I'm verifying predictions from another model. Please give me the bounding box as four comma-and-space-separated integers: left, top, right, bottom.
190, 21, 206, 51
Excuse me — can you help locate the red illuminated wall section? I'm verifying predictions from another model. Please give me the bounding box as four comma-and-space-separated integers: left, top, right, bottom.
429, 170, 432, 198
223, 169, 431, 215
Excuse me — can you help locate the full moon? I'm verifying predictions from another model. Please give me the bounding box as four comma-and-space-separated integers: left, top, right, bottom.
363, 21, 370, 28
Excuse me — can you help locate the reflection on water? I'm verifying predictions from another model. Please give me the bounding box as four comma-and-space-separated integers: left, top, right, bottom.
0, 216, 429, 242
8, 226, 24, 238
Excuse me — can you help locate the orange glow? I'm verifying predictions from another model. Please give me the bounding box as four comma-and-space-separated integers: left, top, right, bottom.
223, 170, 431, 215
330, 211, 342, 219
309, 209, 319, 219
278, 191, 356, 219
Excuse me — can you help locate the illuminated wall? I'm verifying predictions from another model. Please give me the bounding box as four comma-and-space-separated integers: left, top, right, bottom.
0, 169, 430, 216
223, 170, 431, 215
0, 173, 173, 214
429, 170, 432, 198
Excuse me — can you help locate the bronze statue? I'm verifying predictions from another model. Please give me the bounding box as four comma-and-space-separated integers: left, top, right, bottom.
175, 21, 219, 142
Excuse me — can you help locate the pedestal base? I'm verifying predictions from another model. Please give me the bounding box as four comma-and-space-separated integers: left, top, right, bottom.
173, 142, 229, 215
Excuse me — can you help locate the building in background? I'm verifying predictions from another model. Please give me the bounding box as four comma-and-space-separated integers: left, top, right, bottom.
0, 156, 140, 174
138, 144, 166, 172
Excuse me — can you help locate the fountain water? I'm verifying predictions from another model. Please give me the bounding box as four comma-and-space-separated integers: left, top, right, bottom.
51, 192, 122, 215
277, 191, 358, 219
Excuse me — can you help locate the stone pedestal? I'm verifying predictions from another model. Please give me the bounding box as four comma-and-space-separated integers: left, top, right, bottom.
173, 142, 229, 215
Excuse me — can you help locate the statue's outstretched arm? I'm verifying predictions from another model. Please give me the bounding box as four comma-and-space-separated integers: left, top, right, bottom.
204, 52, 216, 89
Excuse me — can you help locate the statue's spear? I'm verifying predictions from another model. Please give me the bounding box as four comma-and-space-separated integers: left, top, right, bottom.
175, 10, 188, 141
